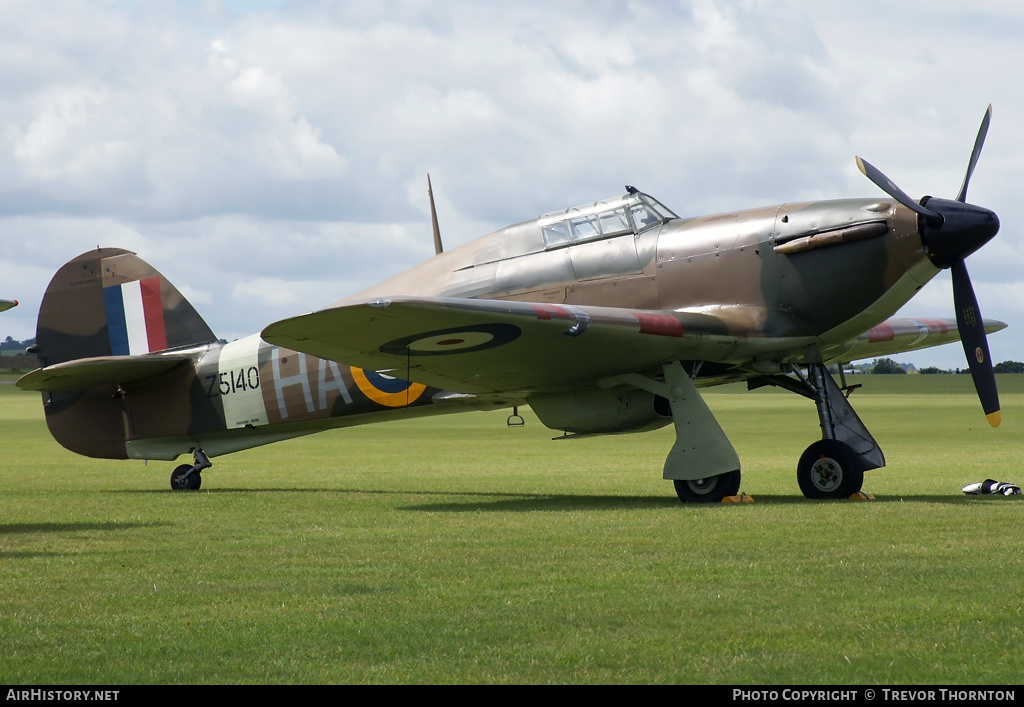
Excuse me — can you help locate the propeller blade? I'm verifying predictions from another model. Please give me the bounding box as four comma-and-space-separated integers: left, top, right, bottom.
956, 104, 992, 203
858, 106, 1000, 427
856, 156, 943, 226
951, 259, 1000, 427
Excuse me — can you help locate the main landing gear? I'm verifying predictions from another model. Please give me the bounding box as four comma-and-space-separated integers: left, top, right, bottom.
656, 361, 885, 502
674, 470, 741, 503
796, 439, 864, 499
749, 362, 884, 499
170, 447, 212, 491
793, 363, 882, 499
611, 361, 743, 504
657, 359, 885, 503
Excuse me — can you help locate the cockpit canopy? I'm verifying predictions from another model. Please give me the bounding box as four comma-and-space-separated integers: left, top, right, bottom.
538, 189, 679, 249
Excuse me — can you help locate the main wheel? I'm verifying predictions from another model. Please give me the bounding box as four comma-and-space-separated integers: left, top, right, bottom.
674, 469, 741, 503
797, 440, 863, 499
170, 464, 201, 491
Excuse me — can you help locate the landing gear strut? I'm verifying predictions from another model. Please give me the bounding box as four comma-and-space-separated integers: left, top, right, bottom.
795, 363, 883, 499
170, 447, 211, 491
613, 360, 741, 504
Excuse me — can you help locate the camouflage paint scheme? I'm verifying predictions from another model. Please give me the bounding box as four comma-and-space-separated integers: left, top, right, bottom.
20, 183, 1003, 500
22, 249, 495, 462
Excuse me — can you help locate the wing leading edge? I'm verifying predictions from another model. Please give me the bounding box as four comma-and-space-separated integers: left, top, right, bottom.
824, 317, 1006, 364
262, 297, 1007, 396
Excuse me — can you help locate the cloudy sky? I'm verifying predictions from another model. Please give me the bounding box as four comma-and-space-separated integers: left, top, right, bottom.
1, 0, 1022, 370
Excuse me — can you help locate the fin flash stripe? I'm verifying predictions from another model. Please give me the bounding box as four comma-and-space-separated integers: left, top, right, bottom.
103, 277, 168, 355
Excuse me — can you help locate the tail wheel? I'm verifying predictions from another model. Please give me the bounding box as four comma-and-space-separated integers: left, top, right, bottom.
170, 464, 202, 491
674, 469, 741, 503
797, 440, 863, 499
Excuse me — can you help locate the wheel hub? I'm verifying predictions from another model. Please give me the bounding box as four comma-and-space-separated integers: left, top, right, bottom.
810, 456, 843, 493
688, 477, 717, 495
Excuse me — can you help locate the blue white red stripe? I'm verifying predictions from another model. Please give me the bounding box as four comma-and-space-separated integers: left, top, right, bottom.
104, 278, 168, 355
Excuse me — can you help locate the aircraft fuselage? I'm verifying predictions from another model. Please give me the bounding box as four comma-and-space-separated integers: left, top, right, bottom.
30, 194, 947, 463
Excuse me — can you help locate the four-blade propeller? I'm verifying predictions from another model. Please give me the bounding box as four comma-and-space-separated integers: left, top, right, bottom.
857, 105, 1001, 426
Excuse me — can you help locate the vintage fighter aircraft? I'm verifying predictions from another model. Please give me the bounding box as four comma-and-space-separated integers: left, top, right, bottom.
18, 107, 1004, 502
0, 299, 17, 312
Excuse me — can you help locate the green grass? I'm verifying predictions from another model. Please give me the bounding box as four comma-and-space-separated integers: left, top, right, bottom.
1, 377, 1022, 684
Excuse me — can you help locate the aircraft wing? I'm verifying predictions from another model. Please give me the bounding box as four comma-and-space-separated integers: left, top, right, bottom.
262, 298, 1007, 395
0, 299, 17, 312
262, 296, 733, 395
823, 317, 1007, 363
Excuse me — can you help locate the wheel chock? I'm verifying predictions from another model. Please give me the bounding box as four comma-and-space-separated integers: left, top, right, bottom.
849, 492, 875, 501
722, 493, 754, 504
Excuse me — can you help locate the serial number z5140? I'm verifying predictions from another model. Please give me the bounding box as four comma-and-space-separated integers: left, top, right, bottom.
205, 367, 261, 397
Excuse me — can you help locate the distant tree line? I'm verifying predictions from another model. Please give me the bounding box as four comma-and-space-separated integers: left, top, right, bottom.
1, 336, 36, 352
870, 358, 907, 374
867, 358, 1024, 374
0, 337, 36, 371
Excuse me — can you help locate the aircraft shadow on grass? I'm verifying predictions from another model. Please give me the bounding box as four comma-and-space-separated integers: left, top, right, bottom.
0, 520, 170, 534
399, 493, 1002, 512
111, 487, 1000, 511
106, 486, 680, 509
1, 551, 69, 560
0, 521, 172, 560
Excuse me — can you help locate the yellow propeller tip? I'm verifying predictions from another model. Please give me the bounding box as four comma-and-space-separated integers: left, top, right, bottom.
986, 411, 1001, 428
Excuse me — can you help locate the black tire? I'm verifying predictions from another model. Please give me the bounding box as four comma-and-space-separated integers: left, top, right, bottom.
674, 469, 741, 503
797, 440, 863, 499
170, 464, 201, 491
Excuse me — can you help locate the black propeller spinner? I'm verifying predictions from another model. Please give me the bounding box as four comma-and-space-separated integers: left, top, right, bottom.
856, 105, 1001, 427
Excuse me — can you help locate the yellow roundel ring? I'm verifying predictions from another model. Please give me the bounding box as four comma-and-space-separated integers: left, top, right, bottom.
351, 367, 427, 408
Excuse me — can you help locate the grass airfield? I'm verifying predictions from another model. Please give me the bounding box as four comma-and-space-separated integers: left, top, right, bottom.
1, 375, 1022, 684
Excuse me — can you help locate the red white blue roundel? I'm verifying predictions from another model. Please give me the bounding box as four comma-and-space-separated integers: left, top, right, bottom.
379, 323, 521, 356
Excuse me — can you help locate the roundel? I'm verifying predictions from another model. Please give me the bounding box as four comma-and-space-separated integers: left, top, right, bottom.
380, 323, 521, 356
351, 368, 427, 408
975, 347, 985, 364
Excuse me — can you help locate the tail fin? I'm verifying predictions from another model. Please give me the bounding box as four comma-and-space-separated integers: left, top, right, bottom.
31, 248, 217, 460
35, 248, 216, 367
